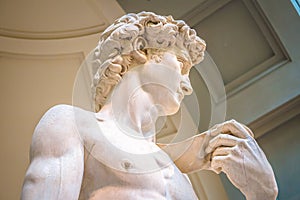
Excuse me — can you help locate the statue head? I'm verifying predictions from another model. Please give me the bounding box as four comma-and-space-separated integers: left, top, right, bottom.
91, 11, 206, 112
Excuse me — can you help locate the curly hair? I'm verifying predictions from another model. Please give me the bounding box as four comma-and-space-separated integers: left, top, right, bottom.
91, 11, 206, 112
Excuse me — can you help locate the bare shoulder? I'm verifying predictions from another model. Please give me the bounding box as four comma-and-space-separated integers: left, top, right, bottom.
34, 104, 78, 133
30, 104, 88, 159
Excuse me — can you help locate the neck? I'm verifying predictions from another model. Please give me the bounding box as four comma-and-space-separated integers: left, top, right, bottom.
128, 90, 159, 137
96, 71, 159, 142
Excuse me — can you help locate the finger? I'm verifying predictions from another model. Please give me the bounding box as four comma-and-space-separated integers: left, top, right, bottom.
212, 146, 233, 157
210, 120, 249, 139
241, 124, 254, 138
211, 155, 230, 174
209, 123, 219, 130
205, 134, 239, 154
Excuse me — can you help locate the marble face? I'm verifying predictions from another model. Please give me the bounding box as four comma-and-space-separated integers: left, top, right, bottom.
137, 52, 193, 116
107, 50, 194, 138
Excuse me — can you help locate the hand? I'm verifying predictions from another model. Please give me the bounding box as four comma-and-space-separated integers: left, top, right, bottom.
205, 120, 278, 200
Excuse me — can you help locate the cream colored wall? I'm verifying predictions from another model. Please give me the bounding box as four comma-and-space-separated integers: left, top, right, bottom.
0, 1, 124, 199
0, 52, 82, 199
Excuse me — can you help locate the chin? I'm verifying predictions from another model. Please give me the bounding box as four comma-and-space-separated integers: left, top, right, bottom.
167, 108, 180, 116
164, 102, 181, 116
157, 95, 182, 116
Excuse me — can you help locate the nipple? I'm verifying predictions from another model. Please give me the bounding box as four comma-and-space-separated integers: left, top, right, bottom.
121, 159, 134, 170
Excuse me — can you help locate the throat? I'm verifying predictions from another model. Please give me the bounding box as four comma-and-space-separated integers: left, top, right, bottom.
98, 92, 160, 141
129, 100, 159, 140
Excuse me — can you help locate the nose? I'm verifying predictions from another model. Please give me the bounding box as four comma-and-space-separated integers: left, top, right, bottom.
180, 75, 193, 95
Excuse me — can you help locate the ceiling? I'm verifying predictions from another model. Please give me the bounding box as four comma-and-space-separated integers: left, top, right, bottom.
117, 0, 205, 19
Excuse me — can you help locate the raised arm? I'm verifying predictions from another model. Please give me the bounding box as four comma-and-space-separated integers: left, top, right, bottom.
157, 130, 212, 173
21, 105, 84, 200
157, 119, 278, 200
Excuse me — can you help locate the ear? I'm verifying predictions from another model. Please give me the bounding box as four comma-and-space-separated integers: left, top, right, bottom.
131, 36, 148, 64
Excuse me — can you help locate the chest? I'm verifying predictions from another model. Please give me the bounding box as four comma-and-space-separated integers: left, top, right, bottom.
78, 121, 198, 199
80, 151, 197, 200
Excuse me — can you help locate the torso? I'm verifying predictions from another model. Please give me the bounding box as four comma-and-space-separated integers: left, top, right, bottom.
73, 107, 198, 200
79, 150, 198, 200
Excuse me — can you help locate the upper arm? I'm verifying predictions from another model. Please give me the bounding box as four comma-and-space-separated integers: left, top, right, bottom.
22, 105, 84, 200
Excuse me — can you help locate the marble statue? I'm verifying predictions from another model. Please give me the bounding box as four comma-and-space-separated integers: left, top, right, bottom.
21, 12, 278, 200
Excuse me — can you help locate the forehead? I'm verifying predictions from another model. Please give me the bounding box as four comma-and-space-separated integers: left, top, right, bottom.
144, 48, 192, 75
168, 50, 192, 75
150, 50, 192, 75
160, 51, 192, 75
